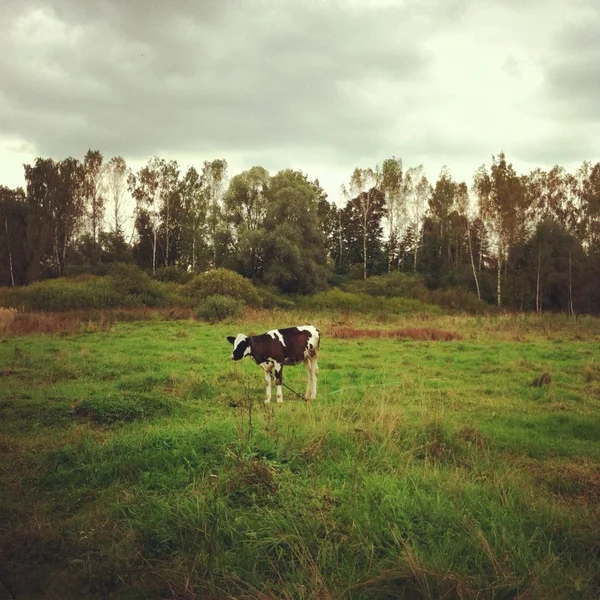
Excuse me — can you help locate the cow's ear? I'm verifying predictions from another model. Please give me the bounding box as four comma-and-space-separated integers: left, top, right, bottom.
227, 336, 235, 344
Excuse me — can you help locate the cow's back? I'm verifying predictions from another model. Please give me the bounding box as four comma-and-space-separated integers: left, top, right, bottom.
249, 326, 320, 367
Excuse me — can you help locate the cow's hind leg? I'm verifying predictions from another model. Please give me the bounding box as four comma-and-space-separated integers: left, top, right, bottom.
264, 369, 272, 404
274, 362, 284, 403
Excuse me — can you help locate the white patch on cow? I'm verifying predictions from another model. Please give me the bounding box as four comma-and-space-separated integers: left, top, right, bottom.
297, 325, 319, 359
231, 334, 251, 360
264, 369, 272, 404
233, 334, 247, 350
272, 360, 283, 403
267, 329, 286, 346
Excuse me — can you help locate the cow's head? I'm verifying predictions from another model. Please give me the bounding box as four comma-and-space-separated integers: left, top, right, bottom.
227, 334, 251, 361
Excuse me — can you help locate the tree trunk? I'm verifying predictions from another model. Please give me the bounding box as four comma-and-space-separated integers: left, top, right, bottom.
413, 227, 418, 272
496, 243, 502, 308
192, 226, 196, 273
152, 227, 157, 274
536, 245, 541, 315
165, 202, 170, 266
338, 211, 343, 267
114, 201, 119, 235
568, 250, 574, 317
363, 213, 367, 280
520, 277, 524, 312
53, 226, 61, 275
388, 212, 394, 272
4, 216, 15, 287
466, 220, 480, 300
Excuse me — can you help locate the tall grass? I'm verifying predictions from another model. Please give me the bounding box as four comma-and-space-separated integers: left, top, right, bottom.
1, 316, 599, 598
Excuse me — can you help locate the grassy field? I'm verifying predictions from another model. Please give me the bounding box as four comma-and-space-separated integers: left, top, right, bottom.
1, 310, 599, 599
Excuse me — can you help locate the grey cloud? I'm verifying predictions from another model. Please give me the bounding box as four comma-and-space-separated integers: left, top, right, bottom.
542, 6, 600, 121
511, 126, 598, 167
0, 0, 443, 162
1, 0, 597, 193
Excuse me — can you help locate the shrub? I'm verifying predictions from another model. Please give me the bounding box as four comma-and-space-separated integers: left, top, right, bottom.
429, 286, 488, 314
154, 266, 193, 284
0, 277, 125, 311
256, 285, 295, 309
64, 263, 111, 277
109, 263, 154, 296
345, 273, 489, 314
0, 264, 176, 311
302, 289, 440, 315
185, 269, 261, 306
108, 263, 174, 306
197, 294, 242, 323
345, 272, 430, 300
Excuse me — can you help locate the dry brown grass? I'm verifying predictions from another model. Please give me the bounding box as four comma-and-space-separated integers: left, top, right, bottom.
1, 311, 84, 335
0, 307, 17, 334
0, 307, 198, 336
328, 326, 462, 341
529, 460, 600, 505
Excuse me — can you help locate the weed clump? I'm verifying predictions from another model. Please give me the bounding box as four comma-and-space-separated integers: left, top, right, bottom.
414, 421, 460, 462
533, 461, 600, 502
583, 362, 600, 382
223, 458, 278, 506
458, 426, 487, 450
530, 372, 552, 387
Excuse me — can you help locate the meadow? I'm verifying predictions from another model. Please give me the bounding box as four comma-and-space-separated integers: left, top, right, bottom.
1, 309, 599, 599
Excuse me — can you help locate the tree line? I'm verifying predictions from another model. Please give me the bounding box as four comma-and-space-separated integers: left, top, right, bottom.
1, 150, 599, 313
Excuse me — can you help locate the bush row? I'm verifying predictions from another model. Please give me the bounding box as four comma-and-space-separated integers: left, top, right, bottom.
345, 272, 489, 314
0, 266, 487, 317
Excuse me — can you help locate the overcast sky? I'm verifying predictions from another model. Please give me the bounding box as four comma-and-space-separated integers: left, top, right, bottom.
1, 0, 598, 203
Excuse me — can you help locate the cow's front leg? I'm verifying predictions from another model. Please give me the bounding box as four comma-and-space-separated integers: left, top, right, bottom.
311, 358, 319, 400
263, 368, 272, 404
274, 362, 283, 403
304, 358, 312, 400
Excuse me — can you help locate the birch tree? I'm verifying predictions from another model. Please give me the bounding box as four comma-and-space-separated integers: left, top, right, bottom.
473, 153, 525, 308
380, 157, 404, 271
404, 165, 431, 272
128, 157, 180, 273
82, 150, 104, 262
342, 167, 382, 280
203, 159, 228, 267
429, 166, 456, 263
180, 166, 210, 273
456, 182, 481, 299
103, 156, 129, 236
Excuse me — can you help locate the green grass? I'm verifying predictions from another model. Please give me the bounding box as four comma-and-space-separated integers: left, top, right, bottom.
1, 313, 600, 599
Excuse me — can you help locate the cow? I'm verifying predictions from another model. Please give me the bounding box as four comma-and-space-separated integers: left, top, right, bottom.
227, 325, 320, 404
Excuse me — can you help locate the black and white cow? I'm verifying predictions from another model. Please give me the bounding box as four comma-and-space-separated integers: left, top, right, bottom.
227, 325, 320, 403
